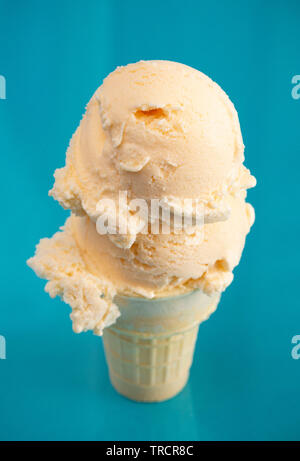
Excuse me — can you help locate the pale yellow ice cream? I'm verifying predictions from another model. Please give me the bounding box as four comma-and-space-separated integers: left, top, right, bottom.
50, 60, 255, 247
27, 60, 256, 335
28, 194, 253, 334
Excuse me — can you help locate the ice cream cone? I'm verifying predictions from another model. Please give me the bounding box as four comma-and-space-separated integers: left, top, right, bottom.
27, 61, 256, 405
103, 290, 220, 402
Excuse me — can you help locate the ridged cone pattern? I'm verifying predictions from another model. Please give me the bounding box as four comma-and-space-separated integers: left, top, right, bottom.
103, 324, 199, 402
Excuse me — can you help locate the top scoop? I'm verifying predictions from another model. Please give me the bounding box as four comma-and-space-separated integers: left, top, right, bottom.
50, 60, 255, 243
28, 60, 256, 335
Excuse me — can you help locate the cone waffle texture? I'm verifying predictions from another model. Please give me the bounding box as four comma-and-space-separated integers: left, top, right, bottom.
103, 324, 199, 402
102, 290, 220, 402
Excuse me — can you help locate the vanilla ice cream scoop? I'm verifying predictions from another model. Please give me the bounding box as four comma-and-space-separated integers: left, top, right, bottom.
27, 195, 254, 335
50, 61, 255, 248
28, 60, 256, 336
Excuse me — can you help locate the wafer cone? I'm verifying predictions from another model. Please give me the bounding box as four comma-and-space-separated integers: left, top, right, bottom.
103, 290, 220, 402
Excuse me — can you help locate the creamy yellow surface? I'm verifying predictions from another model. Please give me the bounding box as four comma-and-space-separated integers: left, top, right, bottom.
28, 61, 256, 335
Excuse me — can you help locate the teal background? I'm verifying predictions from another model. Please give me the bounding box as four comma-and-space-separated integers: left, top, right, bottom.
0, 0, 300, 441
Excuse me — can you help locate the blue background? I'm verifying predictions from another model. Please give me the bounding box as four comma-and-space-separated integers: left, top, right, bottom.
0, 0, 299, 441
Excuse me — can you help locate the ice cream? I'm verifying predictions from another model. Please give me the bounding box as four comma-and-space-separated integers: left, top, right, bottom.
50, 60, 255, 246
28, 60, 255, 336
28, 193, 253, 335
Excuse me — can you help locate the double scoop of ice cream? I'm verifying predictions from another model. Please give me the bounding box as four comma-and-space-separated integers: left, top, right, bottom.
28, 60, 256, 335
